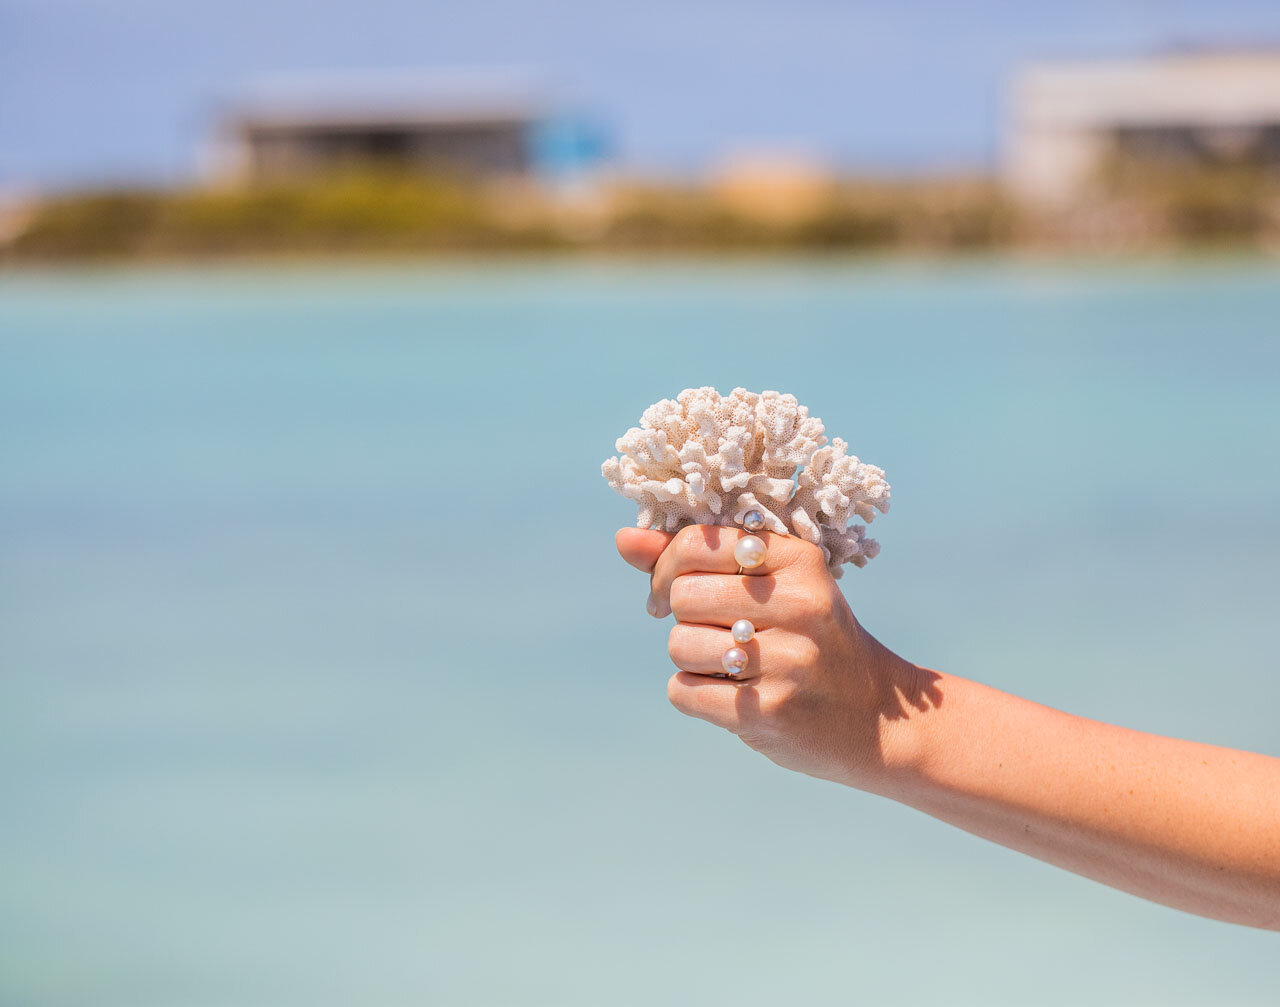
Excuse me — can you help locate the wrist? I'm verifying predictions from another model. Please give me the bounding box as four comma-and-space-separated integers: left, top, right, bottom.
853, 638, 948, 798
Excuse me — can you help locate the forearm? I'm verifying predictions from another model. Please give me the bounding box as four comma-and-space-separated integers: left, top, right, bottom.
615, 525, 1280, 927
875, 662, 1280, 929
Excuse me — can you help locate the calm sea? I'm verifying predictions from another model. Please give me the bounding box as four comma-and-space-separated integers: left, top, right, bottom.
2, 257, 1278, 1005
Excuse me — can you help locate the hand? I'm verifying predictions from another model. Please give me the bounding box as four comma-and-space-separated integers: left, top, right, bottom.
616, 525, 939, 793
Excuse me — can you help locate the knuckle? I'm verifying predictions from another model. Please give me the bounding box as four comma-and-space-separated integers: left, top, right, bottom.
805, 580, 838, 619
781, 580, 834, 623
666, 624, 690, 665
779, 536, 823, 572
673, 524, 701, 562
795, 547, 836, 588
668, 577, 688, 613
667, 674, 691, 712
810, 587, 837, 620
668, 575, 700, 616
800, 539, 829, 571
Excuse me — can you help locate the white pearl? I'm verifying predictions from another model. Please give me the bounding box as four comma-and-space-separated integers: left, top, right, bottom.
721, 647, 748, 675
731, 619, 755, 644
733, 535, 767, 569
742, 509, 766, 533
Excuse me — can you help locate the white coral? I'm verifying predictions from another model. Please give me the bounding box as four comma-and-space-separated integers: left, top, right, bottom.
602, 387, 890, 578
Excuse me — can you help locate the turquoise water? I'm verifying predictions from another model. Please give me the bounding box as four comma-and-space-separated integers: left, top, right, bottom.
2, 258, 1278, 1005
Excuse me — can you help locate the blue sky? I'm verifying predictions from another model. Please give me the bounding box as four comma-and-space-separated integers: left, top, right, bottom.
2, 0, 1278, 187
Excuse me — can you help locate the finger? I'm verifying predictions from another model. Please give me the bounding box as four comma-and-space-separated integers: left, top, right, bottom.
649, 525, 812, 618
667, 572, 782, 627
616, 527, 673, 574
666, 671, 745, 731
668, 622, 765, 679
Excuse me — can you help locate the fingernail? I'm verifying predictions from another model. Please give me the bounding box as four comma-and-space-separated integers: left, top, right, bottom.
646, 593, 660, 617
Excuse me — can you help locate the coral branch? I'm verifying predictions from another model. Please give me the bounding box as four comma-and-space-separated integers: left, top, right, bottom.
602, 387, 890, 578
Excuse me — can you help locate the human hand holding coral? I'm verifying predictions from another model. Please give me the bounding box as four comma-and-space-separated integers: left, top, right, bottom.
616, 523, 932, 793
606, 386, 925, 788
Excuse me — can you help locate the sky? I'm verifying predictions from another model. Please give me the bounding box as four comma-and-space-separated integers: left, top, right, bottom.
2, 0, 1279, 188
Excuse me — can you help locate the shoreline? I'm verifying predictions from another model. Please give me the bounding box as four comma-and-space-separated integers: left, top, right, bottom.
3, 244, 1279, 281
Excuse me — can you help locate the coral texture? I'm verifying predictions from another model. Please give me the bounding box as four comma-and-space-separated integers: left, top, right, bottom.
602, 387, 890, 578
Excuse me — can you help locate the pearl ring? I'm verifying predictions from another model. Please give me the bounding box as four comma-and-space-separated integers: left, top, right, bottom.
720, 618, 755, 678
723, 510, 768, 675
734, 509, 769, 574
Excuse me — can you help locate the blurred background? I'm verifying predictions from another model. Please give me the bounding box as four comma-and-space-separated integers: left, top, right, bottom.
2, 2, 1279, 1005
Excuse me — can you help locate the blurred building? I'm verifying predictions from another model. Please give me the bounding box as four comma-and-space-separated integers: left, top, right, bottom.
1005, 50, 1280, 204
206, 70, 607, 184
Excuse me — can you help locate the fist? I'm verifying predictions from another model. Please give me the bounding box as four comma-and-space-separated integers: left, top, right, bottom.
616, 525, 928, 791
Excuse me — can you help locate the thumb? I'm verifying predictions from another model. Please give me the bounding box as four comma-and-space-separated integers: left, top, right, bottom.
615, 527, 674, 574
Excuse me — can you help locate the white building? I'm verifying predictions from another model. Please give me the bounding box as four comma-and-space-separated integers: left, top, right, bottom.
1004, 51, 1280, 205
